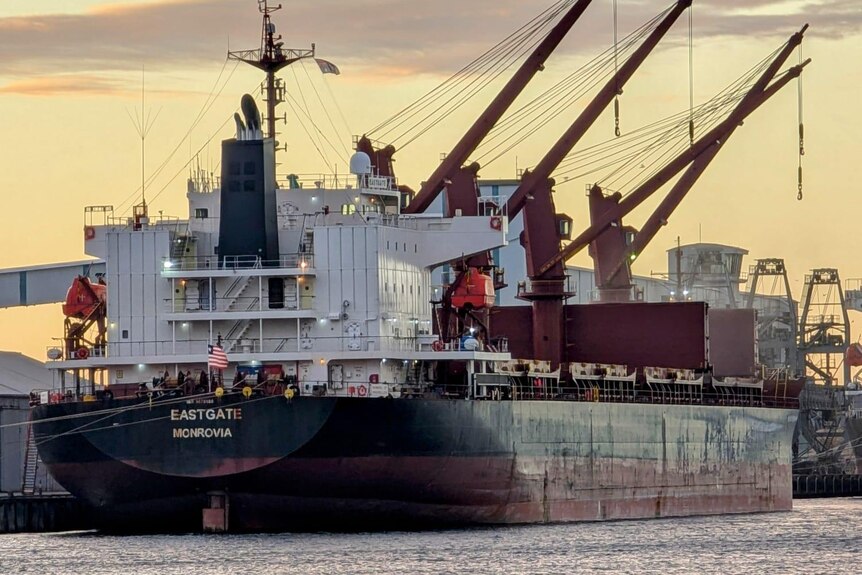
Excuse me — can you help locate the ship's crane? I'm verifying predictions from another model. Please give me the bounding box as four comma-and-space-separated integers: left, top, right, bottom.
355, 0, 594, 207
517, 26, 809, 366
550, 27, 810, 304
399, 0, 594, 215
376, 0, 595, 344
432, 1, 692, 346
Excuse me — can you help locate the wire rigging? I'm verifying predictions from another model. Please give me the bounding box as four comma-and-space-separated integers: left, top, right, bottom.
114, 57, 240, 216
472, 8, 666, 167
613, 0, 621, 137
290, 64, 330, 167
688, 5, 695, 146
544, 44, 788, 197
797, 42, 805, 201
365, 0, 574, 149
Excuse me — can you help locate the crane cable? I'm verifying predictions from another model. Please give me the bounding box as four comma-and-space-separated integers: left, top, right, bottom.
367, 0, 570, 146
797, 41, 805, 201
613, 0, 621, 137
688, 5, 695, 147
474, 5, 669, 166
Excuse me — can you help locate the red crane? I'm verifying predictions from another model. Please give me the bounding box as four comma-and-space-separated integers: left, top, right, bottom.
518, 26, 809, 367
401, 0, 594, 215
538, 28, 810, 279
435, 1, 692, 346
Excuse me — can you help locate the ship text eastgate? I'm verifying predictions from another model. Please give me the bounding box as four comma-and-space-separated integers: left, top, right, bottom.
170, 408, 243, 421
170, 408, 242, 440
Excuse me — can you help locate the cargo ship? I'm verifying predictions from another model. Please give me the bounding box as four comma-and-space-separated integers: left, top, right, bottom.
30, 0, 806, 532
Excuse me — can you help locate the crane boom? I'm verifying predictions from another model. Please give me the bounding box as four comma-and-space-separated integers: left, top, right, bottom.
602, 58, 809, 286
536, 34, 809, 277
506, 0, 692, 220
403, 0, 593, 214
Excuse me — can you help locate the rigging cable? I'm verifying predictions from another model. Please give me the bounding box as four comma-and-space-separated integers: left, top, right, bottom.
549, 44, 786, 192
366, 0, 571, 147
474, 6, 668, 167
797, 41, 805, 201
608, 47, 783, 194
613, 0, 621, 137
282, 92, 339, 173
367, 0, 566, 137
393, 6, 562, 149
688, 4, 694, 147
114, 58, 240, 216
291, 64, 331, 166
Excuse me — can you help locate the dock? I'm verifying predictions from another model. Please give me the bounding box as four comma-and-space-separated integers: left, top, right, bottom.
0, 494, 93, 533
793, 474, 862, 498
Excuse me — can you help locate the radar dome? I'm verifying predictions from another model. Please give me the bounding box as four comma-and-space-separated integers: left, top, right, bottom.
350, 152, 372, 175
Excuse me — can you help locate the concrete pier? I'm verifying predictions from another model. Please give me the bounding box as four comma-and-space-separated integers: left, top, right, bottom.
0, 495, 93, 533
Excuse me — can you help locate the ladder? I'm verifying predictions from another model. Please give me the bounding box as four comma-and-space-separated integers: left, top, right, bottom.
22, 423, 40, 495
285, 278, 298, 310
171, 234, 194, 267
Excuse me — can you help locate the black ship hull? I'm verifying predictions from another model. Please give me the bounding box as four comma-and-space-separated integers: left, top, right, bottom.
33, 393, 796, 532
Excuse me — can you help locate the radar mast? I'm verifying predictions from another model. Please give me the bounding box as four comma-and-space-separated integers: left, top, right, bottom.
228, 1, 315, 158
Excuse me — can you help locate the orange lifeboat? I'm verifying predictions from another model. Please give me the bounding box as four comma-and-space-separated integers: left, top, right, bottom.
62, 276, 107, 319
451, 268, 495, 309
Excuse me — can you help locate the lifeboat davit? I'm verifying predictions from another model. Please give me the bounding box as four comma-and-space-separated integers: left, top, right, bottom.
451, 268, 495, 309
62, 276, 107, 319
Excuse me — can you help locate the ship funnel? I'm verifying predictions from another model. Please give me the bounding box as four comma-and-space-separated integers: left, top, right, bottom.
241, 94, 263, 140
234, 113, 247, 140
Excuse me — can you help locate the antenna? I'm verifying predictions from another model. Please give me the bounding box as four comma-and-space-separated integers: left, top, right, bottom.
127, 65, 161, 211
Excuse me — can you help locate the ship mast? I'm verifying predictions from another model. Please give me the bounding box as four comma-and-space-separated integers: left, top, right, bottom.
228, 1, 314, 158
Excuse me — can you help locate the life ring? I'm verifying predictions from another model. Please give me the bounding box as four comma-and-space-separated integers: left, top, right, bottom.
84, 226, 96, 240
357, 384, 368, 397
490, 216, 503, 230
75, 347, 89, 360
431, 340, 444, 352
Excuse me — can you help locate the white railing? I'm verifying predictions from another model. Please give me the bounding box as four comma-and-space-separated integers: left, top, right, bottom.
161, 253, 314, 272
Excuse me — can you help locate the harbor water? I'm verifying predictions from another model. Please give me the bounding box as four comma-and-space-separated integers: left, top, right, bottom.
1, 498, 858, 574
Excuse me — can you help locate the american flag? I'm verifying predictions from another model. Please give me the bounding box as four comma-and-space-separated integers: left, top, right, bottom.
208, 344, 229, 370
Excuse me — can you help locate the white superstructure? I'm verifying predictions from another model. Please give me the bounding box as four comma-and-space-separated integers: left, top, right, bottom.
48, 154, 511, 396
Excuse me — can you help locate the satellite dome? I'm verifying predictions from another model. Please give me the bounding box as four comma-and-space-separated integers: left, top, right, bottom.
461, 336, 479, 351
349, 152, 372, 175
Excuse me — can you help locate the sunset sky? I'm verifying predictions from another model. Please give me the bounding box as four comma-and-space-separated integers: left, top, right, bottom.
1, 0, 861, 360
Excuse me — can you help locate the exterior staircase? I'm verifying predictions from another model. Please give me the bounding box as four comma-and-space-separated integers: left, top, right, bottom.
171, 234, 195, 268
285, 278, 298, 310
223, 276, 253, 311
22, 423, 40, 495
223, 297, 260, 353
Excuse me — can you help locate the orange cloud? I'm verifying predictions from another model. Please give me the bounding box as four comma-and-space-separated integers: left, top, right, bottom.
0, 75, 123, 96
0, 74, 196, 97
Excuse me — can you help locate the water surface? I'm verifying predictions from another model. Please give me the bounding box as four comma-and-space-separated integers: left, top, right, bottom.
1, 499, 858, 574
